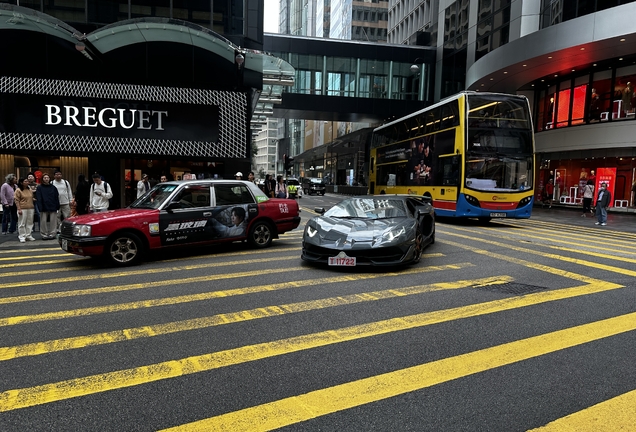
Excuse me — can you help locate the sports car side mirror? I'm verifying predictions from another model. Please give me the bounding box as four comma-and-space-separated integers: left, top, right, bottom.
315, 207, 325, 215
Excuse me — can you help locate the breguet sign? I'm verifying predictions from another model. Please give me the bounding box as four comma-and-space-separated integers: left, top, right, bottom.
2, 94, 219, 142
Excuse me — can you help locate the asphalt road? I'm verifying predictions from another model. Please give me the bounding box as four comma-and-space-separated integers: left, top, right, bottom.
0, 195, 635, 431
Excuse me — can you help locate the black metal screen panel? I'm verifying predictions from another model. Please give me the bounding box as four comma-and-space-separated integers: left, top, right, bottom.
0, 76, 247, 158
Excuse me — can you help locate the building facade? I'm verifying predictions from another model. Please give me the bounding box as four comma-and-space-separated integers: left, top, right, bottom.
0, 1, 265, 207
392, 0, 636, 206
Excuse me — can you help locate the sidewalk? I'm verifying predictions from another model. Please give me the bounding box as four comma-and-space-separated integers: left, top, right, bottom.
530, 203, 636, 233
0, 228, 59, 248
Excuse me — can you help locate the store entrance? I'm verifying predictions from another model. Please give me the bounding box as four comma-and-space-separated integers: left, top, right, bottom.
123, 158, 226, 206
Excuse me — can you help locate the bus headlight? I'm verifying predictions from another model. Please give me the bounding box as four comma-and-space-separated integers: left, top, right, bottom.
517, 196, 533, 208
464, 194, 481, 207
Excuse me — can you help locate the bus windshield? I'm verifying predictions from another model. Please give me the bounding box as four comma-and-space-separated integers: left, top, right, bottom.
465, 156, 533, 192
465, 94, 533, 191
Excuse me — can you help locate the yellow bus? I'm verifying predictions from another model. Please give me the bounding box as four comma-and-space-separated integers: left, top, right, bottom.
370, 91, 535, 221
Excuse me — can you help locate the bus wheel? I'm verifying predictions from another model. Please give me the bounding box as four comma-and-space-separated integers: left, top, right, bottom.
478, 217, 492, 223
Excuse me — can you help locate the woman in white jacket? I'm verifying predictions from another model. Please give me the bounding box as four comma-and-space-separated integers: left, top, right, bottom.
582, 179, 594, 217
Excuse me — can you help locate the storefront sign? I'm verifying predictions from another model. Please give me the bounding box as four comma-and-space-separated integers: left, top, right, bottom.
594, 167, 616, 206
1, 94, 219, 142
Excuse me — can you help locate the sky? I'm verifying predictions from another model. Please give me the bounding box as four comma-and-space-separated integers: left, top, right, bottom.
264, 0, 279, 33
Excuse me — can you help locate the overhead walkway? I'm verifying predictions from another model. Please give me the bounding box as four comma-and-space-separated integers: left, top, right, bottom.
263, 34, 436, 123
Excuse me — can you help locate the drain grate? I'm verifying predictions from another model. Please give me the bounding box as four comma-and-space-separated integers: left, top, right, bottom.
476, 283, 548, 296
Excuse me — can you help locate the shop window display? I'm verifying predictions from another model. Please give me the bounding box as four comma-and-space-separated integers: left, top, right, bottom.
555, 87, 571, 128
612, 66, 636, 120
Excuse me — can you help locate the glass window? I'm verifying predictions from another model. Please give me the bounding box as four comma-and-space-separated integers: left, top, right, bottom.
592, 70, 612, 122
615, 65, 636, 120
46, 0, 87, 23
173, 0, 211, 27
556, 80, 571, 128
131, 0, 170, 19
571, 84, 587, 126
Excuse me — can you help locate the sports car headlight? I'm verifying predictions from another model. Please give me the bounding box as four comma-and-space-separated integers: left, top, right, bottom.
72, 225, 92, 237
306, 225, 318, 237
382, 226, 406, 242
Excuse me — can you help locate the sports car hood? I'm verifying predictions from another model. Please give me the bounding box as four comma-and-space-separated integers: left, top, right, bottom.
305, 216, 416, 249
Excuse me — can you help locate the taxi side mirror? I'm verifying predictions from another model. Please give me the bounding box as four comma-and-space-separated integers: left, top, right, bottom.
166, 202, 182, 211
315, 207, 325, 215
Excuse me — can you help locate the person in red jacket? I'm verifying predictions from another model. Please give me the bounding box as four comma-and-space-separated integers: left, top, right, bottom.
543, 179, 554, 208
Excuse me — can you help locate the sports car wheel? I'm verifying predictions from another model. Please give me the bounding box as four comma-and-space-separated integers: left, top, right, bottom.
249, 221, 274, 248
106, 232, 143, 266
412, 231, 424, 264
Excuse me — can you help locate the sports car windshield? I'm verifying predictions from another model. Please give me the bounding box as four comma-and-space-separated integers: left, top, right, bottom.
324, 198, 408, 219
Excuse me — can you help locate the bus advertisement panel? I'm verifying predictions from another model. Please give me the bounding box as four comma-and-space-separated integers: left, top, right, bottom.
370, 92, 535, 221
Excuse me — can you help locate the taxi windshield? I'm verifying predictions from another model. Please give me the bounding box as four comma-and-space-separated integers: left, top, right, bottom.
131, 184, 178, 209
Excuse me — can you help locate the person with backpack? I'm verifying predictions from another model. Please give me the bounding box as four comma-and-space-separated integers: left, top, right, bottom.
52, 170, 73, 229
35, 173, 60, 240
90, 173, 113, 212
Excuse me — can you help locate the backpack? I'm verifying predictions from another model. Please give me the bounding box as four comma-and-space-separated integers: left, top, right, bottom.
91, 182, 109, 194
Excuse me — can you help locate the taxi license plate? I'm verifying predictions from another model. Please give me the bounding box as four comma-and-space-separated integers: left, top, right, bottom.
61, 239, 68, 251
490, 212, 507, 218
329, 255, 356, 266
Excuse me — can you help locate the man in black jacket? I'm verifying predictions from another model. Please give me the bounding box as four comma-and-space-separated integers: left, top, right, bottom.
594, 182, 611, 226
35, 173, 60, 239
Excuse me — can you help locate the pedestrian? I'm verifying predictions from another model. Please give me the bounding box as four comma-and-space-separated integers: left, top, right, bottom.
247, 171, 256, 184
137, 174, 150, 199
27, 172, 40, 231
275, 175, 288, 198
160, 175, 168, 183
90, 173, 113, 212
581, 179, 594, 217
543, 179, 554, 208
74, 174, 91, 215
35, 173, 60, 240
52, 170, 73, 229
1, 173, 18, 235
594, 182, 611, 226
14, 178, 36, 243
235, 172, 243, 180
264, 174, 274, 198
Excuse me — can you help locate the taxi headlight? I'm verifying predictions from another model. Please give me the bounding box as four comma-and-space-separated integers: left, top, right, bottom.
72, 225, 92, 237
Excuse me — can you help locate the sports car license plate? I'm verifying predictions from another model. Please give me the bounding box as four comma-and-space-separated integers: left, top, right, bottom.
329, 252, 356, 266
61, 239, 68, 251
490, 212, 507, 218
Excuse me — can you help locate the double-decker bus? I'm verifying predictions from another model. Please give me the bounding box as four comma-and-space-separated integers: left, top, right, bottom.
369, 91, 534, 221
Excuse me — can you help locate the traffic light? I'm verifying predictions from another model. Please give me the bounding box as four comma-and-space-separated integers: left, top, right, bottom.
284, 154, 294, 171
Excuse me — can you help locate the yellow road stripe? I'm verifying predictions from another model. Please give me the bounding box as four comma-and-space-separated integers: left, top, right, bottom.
485, 223, 636, 251
528, 389, 636, 431
160, 312, 636, 432
488, 232, 636, 264
0, 261, 462, 325
0, 256, 303, 290
0, 254, 65, 262
0, 270, 493, 361
0, 280, 623, 412
0, 247, 300, 277
0, 247, 61, 255
0, 253, 444, 306
440, 229, 636, 277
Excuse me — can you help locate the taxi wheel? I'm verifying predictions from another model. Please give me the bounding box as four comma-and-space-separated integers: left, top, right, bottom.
106, 232, 143, 266
248, 221, 273, 248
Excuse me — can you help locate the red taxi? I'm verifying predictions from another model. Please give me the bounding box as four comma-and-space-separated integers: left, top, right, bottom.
58, 180, 301, 266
